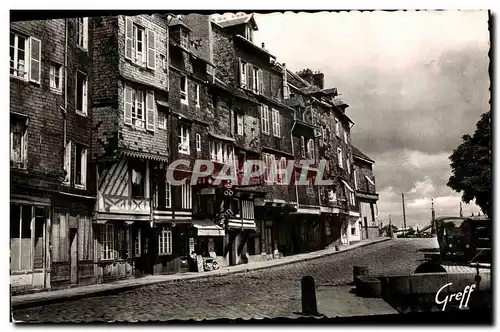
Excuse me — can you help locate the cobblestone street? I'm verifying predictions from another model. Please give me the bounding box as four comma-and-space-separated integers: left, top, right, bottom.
12, 238, 438, 323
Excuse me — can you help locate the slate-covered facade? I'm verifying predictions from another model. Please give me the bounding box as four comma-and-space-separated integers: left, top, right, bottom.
10, 12, 379, 294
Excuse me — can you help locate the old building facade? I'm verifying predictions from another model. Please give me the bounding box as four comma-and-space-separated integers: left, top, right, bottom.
10, 12, 378, 293
352, 146, 380, 241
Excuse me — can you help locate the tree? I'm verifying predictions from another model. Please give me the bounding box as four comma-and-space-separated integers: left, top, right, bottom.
448, 110, 492, 218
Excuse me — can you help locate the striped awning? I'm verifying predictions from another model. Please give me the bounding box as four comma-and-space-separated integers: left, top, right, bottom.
121, 149, 169, 163
228, 218, 256, 230
192, 219, 225, 237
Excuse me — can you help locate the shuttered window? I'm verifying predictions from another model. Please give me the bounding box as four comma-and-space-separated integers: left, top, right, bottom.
124, 17, 154, 67
260, 105, 270, 134
29, 37, 41, 83
124, 85, 155, 130
10, 32, 41, 83
146, 29, 156, 69
76, 71, 88, 115
272, 109, 280, 137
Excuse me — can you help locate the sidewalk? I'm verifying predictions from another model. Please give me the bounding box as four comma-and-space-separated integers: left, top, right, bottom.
11, 237, 391, 308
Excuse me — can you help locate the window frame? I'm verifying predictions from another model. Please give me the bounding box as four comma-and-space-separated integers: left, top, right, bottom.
75, 70, 88, 116
337, 147, 343, 168
100, 223, 114, 261
74, 143, 88, 189
158, 227, 173, 256
165, 181, 172, 208
178, 126, 190, 155
196, 133, 201, 152
76, 17, 89, 50
130, 160, 147, 199
261, 105, 270, 134
236, 113, 244, 136
158, 110, 167, 129
239, 59, 247, 88
132, 23, 146, 65
272, 108, 280, 137
335, 118, 340, 137
194, 82, 200, 107
10, 117, 28, 169
49, 62, 63, 93
10, 32, 28, 80
180, 75, 188, 105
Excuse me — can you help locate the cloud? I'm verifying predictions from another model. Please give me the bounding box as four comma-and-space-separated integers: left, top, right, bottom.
253, 11, 488, 226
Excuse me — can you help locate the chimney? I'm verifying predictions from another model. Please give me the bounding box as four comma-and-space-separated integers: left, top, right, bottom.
312, 71, 324, 90
261, 42, 265, 50
297, 69, 314, 85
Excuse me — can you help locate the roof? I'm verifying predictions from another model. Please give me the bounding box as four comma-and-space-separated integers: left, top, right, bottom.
322, 88, 338, 96
214, 13, 258, 30
333, 95, 349, 107
168, 17, 192, 31
352, 146, 375, 163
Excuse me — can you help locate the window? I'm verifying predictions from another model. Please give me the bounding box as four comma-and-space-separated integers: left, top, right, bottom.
76, 18, 89, 50
165, 182, 171, 208
354, 169, 358, 189
346, 158, 351, 174
135, 228, 141, 257
180, 29, 189, 49
239, 60, 247, 88
10, 205, 47, 271
130, 160, 146, 198
272, 109, 280, 137
277, 157, 287, 184
194, 83, 200, 107
178, 126, 190, 154
74, 143, 87, 189
263, 153, 276, 183
344, 129, 348, 144
351, 227, 356, 236
158, 227, 173, 255
337, 148, 343, 168
49, 62, 62, 92
181, 76, 188, 105
100, 223, 114, 260
300, 136, 305, 158
335, 118, 340, 137
63, 141, 71, 184
124, 86, 155, 131
196, 133, 201, 151
181, 182, 192, 209
236, 113, 244, 136
125, 18, 156, 68
76, 71, 88, 116
210, 141, 234, 163
260, 105, 270, 134
160, 54, 166, 70
307, 139, 315, 160
241, 200, 254, 220
158, 111, 167, 129
10, 32, 41, 83
349, 191, 356, 206
10, 118, 27, 168
321, 126, 327, 145
252, 67, 262, 94
245, 24, 253, 42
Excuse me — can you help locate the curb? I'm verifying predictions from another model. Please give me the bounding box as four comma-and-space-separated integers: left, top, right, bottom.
12, 237, 391, 309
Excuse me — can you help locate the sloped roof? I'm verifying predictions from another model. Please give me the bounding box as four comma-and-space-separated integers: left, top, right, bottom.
352, 146, 375, 163
333, 95, 349, 107
215, 14, 258, 30
322, 88, 338, 96
168, 17, 192, 31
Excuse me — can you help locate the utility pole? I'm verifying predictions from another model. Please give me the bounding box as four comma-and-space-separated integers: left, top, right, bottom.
431, 198, 436, 235
402, 193, 407, 237
389, 215, 393, 238
459, 201, 463, 217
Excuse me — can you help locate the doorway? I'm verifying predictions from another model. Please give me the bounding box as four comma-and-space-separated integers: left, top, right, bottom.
134, 225, 153, 277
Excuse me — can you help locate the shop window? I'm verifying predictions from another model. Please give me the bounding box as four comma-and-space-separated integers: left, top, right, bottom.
99, 223, 114, 260
158, 227, 172, 255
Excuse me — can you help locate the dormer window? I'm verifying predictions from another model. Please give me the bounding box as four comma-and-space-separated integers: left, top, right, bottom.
244, 24, 253, 42
180, 29, 189, 49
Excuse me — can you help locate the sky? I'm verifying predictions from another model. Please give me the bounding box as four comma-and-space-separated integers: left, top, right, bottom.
253, 10, 490, 228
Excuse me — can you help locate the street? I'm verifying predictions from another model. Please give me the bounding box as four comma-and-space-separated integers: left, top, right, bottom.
12, 238, 438, 322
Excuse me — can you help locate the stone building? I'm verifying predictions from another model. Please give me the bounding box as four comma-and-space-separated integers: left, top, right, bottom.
10, 12, 379, 293
10, 17, 94, 292
352, 146, 380, 241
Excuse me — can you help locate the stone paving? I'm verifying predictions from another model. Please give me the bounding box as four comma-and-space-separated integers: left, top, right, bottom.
12, 238, 438, 323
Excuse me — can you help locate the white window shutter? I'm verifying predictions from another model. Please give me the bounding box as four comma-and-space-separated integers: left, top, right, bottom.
146, 90, 155, 131
239, 59, 245, 87
246, 64, 252, 90
146, 29, 156, 69
64, 141, 71, 183
29, 37, 41, 84
258, 69, 263, 94
81, 148, 87, 187
125, 17, 133, 60
83, 18, 89, 49
124, 86, 133, 125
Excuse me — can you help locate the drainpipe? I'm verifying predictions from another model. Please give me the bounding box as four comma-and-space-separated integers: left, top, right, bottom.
63, 18, 68, 154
